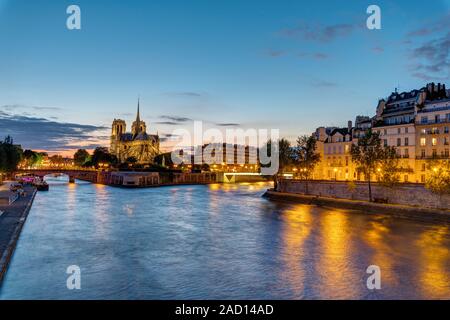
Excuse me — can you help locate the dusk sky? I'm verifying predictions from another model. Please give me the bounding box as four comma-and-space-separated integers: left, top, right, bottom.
0, 0, 449, 155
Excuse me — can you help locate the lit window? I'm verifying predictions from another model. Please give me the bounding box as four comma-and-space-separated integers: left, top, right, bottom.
432, 138, 437, 146
420, 138, 426, 146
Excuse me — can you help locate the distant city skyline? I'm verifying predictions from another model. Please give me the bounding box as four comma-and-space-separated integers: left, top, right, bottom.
0, 0, 449, 155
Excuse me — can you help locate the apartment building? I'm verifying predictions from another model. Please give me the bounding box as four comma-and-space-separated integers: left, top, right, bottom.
314, 117, 371, 181
415, 84, 450, 183
372, 88, 425, 182
313, 82, 449, 183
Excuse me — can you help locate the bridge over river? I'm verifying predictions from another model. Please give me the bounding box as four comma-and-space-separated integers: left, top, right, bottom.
15, 169, 101, 184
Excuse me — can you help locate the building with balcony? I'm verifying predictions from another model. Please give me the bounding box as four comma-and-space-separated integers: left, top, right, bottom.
372, 87, 425, 182
313, 82, 449, 184
415, 84, 450, 182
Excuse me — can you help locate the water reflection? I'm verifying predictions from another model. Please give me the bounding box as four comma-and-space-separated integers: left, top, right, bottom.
279, 205, 313, 298
363, 219, 398, 288
416, 226, 450, 299
0, 181, 449, 299
315, 211, 361, 299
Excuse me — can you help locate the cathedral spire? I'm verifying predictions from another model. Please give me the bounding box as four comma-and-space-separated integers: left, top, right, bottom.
136, 97, 141, 123
135, 97, 141, 134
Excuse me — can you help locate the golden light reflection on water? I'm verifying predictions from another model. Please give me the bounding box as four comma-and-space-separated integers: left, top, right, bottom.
316, 211, 360, 299
279, 205, 313, 297
93, 183, 110, 236
416, 226, 450, 299
363, 220, 398, 287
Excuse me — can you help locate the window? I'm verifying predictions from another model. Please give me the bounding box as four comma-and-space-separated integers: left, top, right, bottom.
344, 145, 350, 153
445, 127, 449, 134
421, 129, 426, 134
398, 128, 401, 134
397, 138, 401, 146
405, 137, 409, 146
445, 137, 449, 145
404, 149, 409, 157
420, 138, 426, 146
384, 129, 387, 135
435, 115, 440, 123
445, 149, 449, 158
421, 149, 426, 158
421, 175, 426, 183
405, 127, 408, 133
384, 139, 388, 147
345, 156, 349, 166
422, 163, 426, 171
432, 149, 437, 157
421, 116, 428, 124
404, 175, 408, 182
432, 138, 437, 146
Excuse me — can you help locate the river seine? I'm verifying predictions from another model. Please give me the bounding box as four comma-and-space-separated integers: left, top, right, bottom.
0, 178, 448, 299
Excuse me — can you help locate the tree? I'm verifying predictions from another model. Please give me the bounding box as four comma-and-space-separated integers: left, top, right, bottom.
0, 136, 23, 173
74, 149, 90, 167
49, 155, 64, 166
375, 146, 401, 187
294, 135, 321, 194
425, 160, 450, 195
22, 149, 44, 168
262, 138, 294, 190
351, 130, 384, 202
91, 147, 118, 168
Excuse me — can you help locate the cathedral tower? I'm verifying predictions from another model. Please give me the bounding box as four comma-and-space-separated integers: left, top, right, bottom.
132, 98, 147, 137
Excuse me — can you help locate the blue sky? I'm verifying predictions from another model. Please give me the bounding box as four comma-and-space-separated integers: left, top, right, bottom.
0, 0, 449, 154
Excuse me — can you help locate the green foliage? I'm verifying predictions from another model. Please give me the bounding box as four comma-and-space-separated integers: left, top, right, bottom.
90, 147, 118, 168
295, 135, 321, 180
74, 149, 90, 166
0, 136, 23, 172
351, 129, 403, 200
425, 160, 450, 195
22, 149, 44, 167
376, 146, 401, 187
262, 138, 294, 175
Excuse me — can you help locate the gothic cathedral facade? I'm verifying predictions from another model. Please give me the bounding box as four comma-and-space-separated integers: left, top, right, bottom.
110, 100, 160, 164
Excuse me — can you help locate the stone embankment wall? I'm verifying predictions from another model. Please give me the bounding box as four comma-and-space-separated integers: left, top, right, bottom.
276, 179, 450, 210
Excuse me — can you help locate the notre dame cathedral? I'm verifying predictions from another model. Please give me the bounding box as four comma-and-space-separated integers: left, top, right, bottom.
110, 100, 160, 164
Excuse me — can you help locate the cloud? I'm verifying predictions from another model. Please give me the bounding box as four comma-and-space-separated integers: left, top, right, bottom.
313, 52, 329, 60
406, 13, 450, 38
159, 133, 182, 142
410, 32, 450, 79
0, 111, 108, 152
156, 115, 193, 126
215, 123, 240, 127
372, 46, 384, 53
1, 104, 63, 111
154, 121, 180, 125
165, 92, 203, 97
310, 79, 338, 88
280, 22, 355, 42
267, 49, 286, 57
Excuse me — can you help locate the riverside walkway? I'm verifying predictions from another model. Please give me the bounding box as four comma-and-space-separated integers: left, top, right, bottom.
0, 185, 37, 282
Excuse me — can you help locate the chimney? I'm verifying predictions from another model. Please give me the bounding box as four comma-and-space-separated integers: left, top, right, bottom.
348, 120, 352, 132
316, 127, 327, 142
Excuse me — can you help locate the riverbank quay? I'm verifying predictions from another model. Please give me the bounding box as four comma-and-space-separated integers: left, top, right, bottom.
0, 186, 37, 283
264, 190, 450, 223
